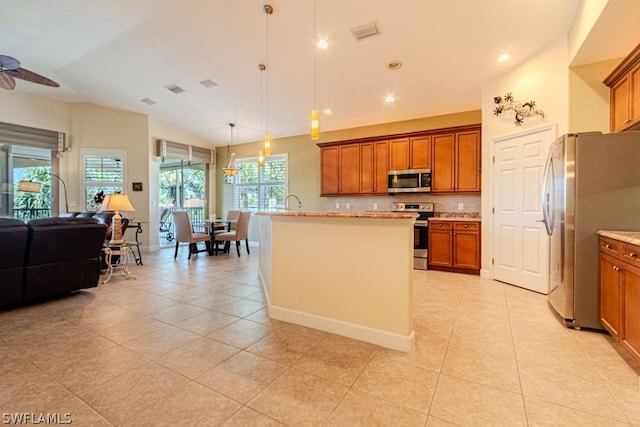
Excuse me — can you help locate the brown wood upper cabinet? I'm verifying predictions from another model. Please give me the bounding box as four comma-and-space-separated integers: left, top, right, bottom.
604, 42, 640, 132
432, 130, 481, 193
389, 136, 431, 171
318, 124, 480, 196
360, 140, 389, 194
320, 141, 388, 195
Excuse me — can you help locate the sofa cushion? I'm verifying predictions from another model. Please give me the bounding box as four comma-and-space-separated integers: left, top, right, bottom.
0, 218, 28, 307
29, 217, 99, 227
24, 218, 107, 301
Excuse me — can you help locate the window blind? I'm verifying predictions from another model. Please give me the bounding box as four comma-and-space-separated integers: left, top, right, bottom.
0, 122, 66, 151
156, 139, 214, 165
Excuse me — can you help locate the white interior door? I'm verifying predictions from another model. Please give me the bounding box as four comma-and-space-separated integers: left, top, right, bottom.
492, 125, 555, 294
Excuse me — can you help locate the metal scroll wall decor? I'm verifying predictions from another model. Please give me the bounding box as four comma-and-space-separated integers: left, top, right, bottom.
493, 93, 544, 126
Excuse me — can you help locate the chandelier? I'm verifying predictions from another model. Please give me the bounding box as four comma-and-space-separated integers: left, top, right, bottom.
222, 123, 239, 176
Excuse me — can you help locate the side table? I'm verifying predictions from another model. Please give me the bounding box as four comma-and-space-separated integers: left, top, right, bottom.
126, 221, 147, 265
102, 241, 137, 284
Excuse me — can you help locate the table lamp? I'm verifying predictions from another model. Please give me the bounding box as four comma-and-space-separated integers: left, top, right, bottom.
100, 193, 135, 244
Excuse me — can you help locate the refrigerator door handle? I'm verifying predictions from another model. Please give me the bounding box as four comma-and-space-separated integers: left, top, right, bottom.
540, 150, 554, 236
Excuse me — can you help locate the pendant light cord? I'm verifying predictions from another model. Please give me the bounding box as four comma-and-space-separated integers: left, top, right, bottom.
313, 0, 317, 110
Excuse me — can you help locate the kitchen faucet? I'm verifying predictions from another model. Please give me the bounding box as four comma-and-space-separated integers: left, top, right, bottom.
284, 193, 303, 210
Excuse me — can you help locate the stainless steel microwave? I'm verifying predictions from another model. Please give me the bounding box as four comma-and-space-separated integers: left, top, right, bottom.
387, 169, 431, 193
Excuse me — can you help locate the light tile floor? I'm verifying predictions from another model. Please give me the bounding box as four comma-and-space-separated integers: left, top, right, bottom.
1, 248, 640, 426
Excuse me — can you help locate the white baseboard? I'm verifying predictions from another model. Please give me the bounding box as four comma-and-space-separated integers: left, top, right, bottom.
268, 305, 415, 353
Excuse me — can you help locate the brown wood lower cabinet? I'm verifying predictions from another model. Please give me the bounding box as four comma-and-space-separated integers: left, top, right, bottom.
428, 220, 480, 275
599, 235, 640, 364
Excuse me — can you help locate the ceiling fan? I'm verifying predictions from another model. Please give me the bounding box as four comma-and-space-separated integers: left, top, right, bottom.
0, 55, 59, 90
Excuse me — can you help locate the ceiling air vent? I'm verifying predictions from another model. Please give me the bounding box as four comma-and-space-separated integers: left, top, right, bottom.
165, 84, 185, 94
199, 79, 218, 88
350, 22, 380, 41
140, 97, 156, 105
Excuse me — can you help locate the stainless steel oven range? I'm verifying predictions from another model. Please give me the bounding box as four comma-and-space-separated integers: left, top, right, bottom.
392, 202, 434, 270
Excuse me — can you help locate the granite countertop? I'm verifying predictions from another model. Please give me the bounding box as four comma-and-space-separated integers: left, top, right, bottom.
428, 217, 481, 222
598, 230, 640, 246
256, 211, 418, 219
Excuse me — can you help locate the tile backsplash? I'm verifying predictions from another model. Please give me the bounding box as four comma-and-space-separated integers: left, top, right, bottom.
322, 194, 481, 216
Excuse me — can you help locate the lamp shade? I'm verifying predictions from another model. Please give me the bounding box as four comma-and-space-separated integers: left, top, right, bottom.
18, 181, 42, 193
101, 193, 135, 212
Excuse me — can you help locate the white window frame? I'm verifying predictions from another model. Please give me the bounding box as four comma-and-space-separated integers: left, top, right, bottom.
80, 148, 127, 211
233, 153, 288, 212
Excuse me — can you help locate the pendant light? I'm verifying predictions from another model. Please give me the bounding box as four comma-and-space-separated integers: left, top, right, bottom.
223, 123, 239, 176
263, 4, 273, 155
258, 63, 266, 167
310, 0, 319, 140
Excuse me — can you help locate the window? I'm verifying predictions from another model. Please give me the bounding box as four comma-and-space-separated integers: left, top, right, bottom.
233, 154, 287, 211
80, 148, 126, 211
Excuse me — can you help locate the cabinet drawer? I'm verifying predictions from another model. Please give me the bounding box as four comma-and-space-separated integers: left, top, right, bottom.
621, 242, 640, 268
454, 221, 479, 231
600, 237, 621, 257
430, 221, 452, 230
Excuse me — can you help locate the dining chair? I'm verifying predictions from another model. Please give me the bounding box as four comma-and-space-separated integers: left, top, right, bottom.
172, 210, 212, 259
214, 210, 241, 237
214, 211, 251, 256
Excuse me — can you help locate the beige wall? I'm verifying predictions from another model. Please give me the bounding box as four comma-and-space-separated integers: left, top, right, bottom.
480, 38, 571, 277
66, 103, 149, 225
218, 110, 482, 239
569, 58, 620, 133
148, 117, 215, 248
0, 92, 219, 250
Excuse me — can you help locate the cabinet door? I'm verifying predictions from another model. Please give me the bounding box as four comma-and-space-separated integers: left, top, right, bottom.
320, 147, 339, 195
630, 62, 640, 128
452, 222, 480, 270
389, 138, 410, 171
428, 223, 453, 267
621, 261, 640, 364
374, 140, 389, 193
600, 252, 622, 339
611, 75, 630, 132
410, 136, 431, 169
432, 134, 455, 192
455, 131, 481, 192
360, 143, 374, 193
339, 144, 360, 194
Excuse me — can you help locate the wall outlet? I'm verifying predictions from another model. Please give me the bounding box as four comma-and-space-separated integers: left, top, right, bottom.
458, 203, 464, 210
373, 203, 378, 210
346, 202, 350, 210
335, 203, 340, 210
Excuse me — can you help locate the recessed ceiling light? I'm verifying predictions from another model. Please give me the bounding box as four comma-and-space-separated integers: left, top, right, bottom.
317, 39, 328, 49
496, 52, 513, 63
323, 107, 334, 115
385, 95, 395, 103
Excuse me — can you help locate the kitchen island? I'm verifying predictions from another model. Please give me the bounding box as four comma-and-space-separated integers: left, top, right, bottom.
256, 211, 417, 352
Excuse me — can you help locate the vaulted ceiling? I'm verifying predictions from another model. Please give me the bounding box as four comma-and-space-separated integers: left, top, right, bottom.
1, 1, 638, 146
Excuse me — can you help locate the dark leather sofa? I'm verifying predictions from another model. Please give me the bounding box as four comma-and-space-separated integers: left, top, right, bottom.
59, 211, 124, 240
0, 218, 29, 306
0, 216, 107, 309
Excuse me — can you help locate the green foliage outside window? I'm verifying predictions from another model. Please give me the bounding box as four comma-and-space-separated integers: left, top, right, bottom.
234, 155, 287, 211
13, 166, 52, 209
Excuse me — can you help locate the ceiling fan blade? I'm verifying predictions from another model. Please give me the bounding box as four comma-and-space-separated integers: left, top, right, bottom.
0, 72, 16, 90
11, 67, 59, 87
0, 55, 20, 71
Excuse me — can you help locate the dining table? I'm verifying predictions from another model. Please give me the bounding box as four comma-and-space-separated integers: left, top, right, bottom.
202, 218, 236, 253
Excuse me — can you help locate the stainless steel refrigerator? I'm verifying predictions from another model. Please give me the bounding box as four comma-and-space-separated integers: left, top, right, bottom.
542, 132, 640, 329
